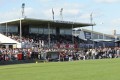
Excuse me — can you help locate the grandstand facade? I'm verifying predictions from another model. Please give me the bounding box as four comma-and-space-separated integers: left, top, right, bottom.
0, 18, 94, 48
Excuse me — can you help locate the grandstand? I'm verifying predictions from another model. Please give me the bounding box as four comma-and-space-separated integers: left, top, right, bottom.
0, 18, 94, 49
1, 18, 120, 64
72, 28, 120, 48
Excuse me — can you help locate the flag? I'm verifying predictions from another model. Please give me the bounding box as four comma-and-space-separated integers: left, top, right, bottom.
52, 8, 54, 20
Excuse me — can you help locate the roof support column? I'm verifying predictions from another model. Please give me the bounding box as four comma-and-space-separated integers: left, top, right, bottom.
20, 18, 22, 43
48, 22, 50, 48
90, 13, 94, 48
6, 22, 8, 36
72, 24, 74, 45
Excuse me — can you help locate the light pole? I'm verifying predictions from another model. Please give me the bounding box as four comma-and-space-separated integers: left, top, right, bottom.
22, 3, 25, 18
52, 8, 54, 21
19, 3, 25, 43
60, 8, 63, 21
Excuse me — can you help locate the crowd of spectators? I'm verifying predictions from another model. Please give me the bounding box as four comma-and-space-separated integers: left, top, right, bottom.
0, 47, 120, 62
0, 33, 120, 62
6, 33, 83, 48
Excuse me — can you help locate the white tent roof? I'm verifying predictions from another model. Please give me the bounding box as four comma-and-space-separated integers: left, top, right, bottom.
0, 33, 21, 48
0, 33, 19, 44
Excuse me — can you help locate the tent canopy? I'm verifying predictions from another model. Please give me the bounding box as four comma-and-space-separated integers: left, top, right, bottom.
0, 33, 19, 44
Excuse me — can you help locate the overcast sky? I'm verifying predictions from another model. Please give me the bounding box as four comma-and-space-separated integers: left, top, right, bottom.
0, 0, 120, 34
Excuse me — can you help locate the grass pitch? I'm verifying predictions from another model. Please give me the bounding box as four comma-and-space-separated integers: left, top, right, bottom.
0, 59, 120, 80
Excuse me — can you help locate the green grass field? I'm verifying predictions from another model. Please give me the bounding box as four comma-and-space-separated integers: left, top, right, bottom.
0, 59, 120, 80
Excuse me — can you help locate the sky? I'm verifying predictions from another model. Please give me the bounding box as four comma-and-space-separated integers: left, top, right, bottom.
0, 0, 120, 35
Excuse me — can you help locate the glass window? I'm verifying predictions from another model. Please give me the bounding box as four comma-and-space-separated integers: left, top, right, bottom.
39, 28, 44, 34
60, 29, 65, 35
93, 33, 98, 39
0, 25, 18, 33
0, 26, 6, 32
8, 26, 18, 32
29, 27, 39, 33
44, 28, 49, 34
104, 36, 110, 39
65, 29, 72, 35
50, 28, 53, 34
52, 28, 56, 34
60, 29, 72, 35
99, 34, 103, 39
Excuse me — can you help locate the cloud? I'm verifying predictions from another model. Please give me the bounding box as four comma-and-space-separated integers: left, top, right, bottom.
0, 7, 34, 21
79, 11, 103, 21
24, 7, 34, 17
80, 13, 91, 19
0, 2, 82, 21
41, 8, 80, 21
63, 3, 84, 8
0, 1, 86, 22
0, 0, 4, 5
39, 2, 84, 20
36, 0, 55, 3
111, 18, 120, 26
64, 9, 80, 15
94, 0, 120, 3
105, 18, 120, 34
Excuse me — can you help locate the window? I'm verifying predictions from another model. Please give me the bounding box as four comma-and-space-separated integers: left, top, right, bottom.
29, 27, 39, 33
60, 29, 65, 35
60, 28, 72, 35
44, 28, 49, 34
39, 28, 44, 34
0, 25, 18, 32
99, 34, 103, 39
65, 29, 72, 35
93, 33, 98, 39
8, 26, 18, 32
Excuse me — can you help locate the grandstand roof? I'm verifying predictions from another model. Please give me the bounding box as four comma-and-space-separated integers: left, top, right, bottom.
0, 18, 95, 28
81, 28, 116, 38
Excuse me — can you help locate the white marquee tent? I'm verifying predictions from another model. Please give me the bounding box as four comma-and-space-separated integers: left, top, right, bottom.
0, 33, 21, 48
